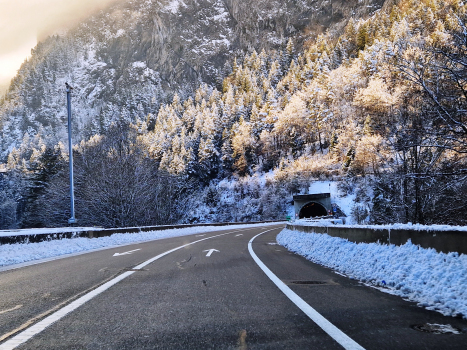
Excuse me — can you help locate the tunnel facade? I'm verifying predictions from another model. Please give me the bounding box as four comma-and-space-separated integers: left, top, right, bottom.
293, 193, 331, 219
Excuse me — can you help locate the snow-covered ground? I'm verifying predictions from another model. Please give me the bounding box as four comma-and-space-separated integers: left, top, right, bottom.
0, 227, 98, 237
277, 228, 467, 319
292, 218, 467, 232
308, 181, 356, 214
305, 180, 358, 224
0, 223, 280, 269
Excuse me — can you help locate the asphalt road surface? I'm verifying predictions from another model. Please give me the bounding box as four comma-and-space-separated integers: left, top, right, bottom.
0, 224, 466, 349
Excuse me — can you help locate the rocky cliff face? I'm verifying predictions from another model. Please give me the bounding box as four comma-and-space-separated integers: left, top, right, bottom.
223, 0, 385, 47
0, 0, 386, 158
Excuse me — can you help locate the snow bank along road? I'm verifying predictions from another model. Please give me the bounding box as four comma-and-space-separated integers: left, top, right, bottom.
0, 224, 466, 349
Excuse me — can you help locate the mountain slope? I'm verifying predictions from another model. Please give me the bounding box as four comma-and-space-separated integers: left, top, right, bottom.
0, 0, 385, 159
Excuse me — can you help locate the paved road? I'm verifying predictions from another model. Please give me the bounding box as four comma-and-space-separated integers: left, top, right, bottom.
0, 224, 466, 349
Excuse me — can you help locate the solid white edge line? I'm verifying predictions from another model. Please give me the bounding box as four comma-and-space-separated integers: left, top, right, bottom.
0, 271, 133, 350
0, 227, 263, 350
248, 230, 366, 350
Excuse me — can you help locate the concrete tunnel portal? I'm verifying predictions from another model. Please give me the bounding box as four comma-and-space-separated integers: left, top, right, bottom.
293, 193, 331, 219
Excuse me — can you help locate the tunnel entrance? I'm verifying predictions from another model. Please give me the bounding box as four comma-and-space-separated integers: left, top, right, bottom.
299, 202, 328, 219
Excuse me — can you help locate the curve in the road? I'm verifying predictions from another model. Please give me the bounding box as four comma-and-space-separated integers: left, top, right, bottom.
249, 229, 365, 350
0, 230, 236, 350
2, 225, 365, 350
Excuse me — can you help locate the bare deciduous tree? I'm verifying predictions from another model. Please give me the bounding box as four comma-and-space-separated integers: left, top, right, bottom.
36, 124, 192, 228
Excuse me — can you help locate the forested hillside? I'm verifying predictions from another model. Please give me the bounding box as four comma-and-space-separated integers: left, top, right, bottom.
1, 0, 467, 229
0, 0, 384, 157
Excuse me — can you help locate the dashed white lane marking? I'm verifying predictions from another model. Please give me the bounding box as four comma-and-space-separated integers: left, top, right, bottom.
248, 230, 366, 350
0, 227, 261, 350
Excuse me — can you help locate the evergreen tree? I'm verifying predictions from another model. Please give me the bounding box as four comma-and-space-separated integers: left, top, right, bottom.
356, 23, 369, 51
20, 146, 65, 228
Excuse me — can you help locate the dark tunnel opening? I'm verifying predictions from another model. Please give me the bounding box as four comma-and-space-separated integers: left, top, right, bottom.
298, 202, 328, 218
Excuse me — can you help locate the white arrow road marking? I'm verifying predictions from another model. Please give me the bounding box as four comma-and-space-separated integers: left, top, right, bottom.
0, 305, 22, 315
113, 249, 141, 257
0, 230, 240, 350
203, 249, 219, 257
235, 234, 243, 237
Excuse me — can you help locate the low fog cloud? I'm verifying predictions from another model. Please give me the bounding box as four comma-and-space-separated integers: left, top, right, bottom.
0, 0, 119, 54
0, 0, 119, 90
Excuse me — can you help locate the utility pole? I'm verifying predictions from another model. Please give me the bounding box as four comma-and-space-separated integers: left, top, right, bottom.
66, 82, 77, 224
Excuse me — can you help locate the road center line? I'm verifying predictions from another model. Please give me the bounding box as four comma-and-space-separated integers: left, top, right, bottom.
0, 227, 261, 350
248, 229, 365, 350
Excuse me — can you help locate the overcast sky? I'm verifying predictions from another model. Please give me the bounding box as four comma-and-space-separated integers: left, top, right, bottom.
0, 0, 118, 92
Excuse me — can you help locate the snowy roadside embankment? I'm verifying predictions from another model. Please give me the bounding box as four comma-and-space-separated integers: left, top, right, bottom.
0, 227, 98, 237
293, 219, 467, 232
277, 228, 467, 319
0, 223, 281, 268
